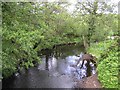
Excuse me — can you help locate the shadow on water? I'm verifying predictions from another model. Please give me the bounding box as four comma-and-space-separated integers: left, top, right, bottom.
3, 44, 96, 88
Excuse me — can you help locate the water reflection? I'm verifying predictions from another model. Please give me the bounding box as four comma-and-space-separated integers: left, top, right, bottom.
38, 50, 96, 80
3, 44, 96, 88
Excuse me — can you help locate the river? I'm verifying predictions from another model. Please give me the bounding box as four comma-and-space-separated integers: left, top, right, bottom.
3, 44, 96, 88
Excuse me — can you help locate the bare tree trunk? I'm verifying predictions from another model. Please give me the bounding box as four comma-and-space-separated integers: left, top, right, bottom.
82, 35, 89, 52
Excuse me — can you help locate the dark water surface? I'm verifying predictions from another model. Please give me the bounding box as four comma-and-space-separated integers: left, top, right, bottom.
3, 44, 96, 88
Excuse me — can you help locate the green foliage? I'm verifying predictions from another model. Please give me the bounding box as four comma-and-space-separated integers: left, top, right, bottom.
75, 0, 118, 48
87, 40, 115, 59
2, 2, 43, 77
2, 3, 118, 89
2, 2, 83, 78
98, 40, 118, 88
2, 51, 17, 77
88, 39, 119, 88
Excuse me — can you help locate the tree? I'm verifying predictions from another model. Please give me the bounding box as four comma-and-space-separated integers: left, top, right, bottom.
2, 2, 83, 77
74, 0, 118, 51
2, 2, 45, 77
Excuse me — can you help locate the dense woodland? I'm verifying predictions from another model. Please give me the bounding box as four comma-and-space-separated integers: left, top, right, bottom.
1, 0, 119, 88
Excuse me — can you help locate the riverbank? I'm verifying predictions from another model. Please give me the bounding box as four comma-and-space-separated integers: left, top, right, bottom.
87, 39, 118, 88
76, 73, 102, 88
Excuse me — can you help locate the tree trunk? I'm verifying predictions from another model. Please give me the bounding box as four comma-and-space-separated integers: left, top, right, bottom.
82, 35, 89, 52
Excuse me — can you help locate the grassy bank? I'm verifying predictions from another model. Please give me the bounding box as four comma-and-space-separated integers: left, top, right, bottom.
88, 39, 119, 88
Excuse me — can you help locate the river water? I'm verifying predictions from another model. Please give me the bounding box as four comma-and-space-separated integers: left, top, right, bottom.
3, 44, 96, 88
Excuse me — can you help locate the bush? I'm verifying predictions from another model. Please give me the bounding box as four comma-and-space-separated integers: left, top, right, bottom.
88, 39, 119, 88
97, 44, 118, 88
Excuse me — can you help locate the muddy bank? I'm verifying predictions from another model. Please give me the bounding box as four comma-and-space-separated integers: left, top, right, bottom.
75, 73, 102, 88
